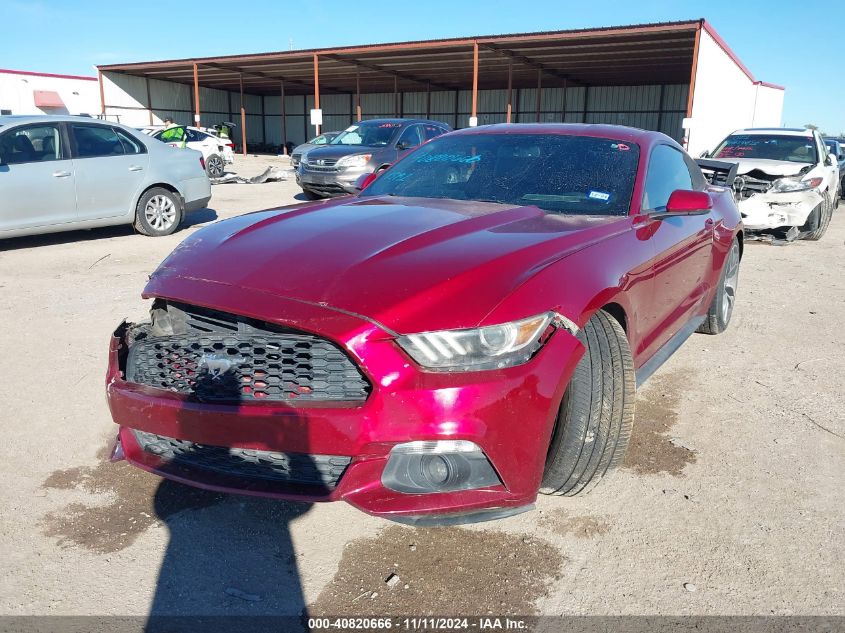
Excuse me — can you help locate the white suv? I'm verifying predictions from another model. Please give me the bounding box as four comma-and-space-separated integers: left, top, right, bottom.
705, 127, 838, 240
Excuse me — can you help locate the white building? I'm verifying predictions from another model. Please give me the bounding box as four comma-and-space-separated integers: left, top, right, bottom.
0, 68, 100, 117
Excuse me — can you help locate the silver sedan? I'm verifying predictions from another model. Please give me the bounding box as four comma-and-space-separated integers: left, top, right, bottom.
0, 115, 212, 238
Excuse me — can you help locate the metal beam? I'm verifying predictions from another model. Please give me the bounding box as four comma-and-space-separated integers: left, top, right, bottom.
323, 53, 453, 92
239, 73, 247, 156
480, 43, 583, 87
471, 41, 479, 124
313, 53, 321, 135
192, 62, 201, 127
199, 62, 336, 94
280, 80, 287, 154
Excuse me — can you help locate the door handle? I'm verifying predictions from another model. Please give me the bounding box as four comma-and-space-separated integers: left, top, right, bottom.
128, 165, 143, 172
52, 171, 71, 178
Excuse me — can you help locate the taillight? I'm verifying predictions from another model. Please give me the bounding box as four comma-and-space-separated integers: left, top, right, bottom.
225, 142, 234, 149
199, 156, 206, 170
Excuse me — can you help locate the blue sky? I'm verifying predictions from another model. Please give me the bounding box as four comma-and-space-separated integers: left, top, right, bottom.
2, 0, 843, 133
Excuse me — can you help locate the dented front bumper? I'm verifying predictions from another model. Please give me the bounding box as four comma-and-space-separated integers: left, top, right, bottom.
738, 189, 822, 231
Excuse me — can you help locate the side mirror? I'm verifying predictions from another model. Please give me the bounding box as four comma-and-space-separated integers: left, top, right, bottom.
650, 190, 712, 219
395, 141, 409, 151
354, 172, 378, 192
699, 150, 710, 158
825, 154, 835, 166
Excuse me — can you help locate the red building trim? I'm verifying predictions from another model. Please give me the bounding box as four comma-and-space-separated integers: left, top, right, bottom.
0, 68, 97, 82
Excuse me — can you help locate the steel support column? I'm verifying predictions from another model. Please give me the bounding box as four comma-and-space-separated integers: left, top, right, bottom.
313, 53, 321, 135
355, 66, 362, 121
280, 80, 287, 155
393, 75, 398, 118
239, 73, 247, 156
192, 62, 201, 127
471, 41, 479, 125
145, 77, 153, 125
426, 81, 431, 120
98, 71, 105, 117
506, 58, 513, 123
535, 68, 542, 123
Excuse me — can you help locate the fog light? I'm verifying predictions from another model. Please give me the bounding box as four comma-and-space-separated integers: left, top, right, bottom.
382, 440, 501, 494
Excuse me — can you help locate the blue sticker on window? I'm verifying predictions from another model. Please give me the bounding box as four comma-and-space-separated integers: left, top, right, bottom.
588, 190, 611, 201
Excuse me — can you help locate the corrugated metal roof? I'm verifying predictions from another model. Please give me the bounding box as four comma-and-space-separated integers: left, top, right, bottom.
98, 20, 703, 96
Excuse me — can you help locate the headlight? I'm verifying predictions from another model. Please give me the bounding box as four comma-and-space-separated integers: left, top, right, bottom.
336, 153, 372, 169
396, 313, 554, 371
771, 176, 823, 193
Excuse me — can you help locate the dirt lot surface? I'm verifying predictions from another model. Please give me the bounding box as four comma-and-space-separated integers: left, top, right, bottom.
1, 155, 842, 623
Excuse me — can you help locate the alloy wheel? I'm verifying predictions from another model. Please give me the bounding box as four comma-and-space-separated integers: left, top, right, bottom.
144, 195, 177, 231
722, 241, 740, 323
207, 156, 224, 177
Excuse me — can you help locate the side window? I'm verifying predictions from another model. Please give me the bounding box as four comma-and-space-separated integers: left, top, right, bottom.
642, 145, 693, 211
72, 124, 125, 158
397, 125, 424, 149
683, 153, 707, 190
114, 128, 145, 155
186, 128, 204, 143
0, 124, 63, 165
312, 134, 327, 145
423, 125, 446, 141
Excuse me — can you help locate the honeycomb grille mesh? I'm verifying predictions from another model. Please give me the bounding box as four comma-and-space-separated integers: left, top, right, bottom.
125, 304, 370, 403
134, 430, 351, 489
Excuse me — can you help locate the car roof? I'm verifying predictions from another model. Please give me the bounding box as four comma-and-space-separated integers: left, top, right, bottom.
0, 114, 128, 129
449, 123, 669, 146
733, 127, 814, 137
353, 118, 450, 127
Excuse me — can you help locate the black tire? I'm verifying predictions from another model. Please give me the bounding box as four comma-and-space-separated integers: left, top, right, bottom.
697, 237, 741, 335
205, 154, 225, 178
799, 191, 832, 241
301, 189, 323, 200
540, 309, 635, 496
134, 187, 183, 237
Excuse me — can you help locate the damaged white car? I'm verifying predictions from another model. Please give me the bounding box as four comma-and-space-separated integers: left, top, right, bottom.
700, 128, 838, 240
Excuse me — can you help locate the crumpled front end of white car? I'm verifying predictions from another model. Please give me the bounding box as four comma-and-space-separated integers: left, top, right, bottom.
734, 170, 826, 231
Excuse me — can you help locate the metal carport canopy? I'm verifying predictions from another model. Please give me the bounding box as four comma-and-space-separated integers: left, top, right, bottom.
97, 20, 700, 96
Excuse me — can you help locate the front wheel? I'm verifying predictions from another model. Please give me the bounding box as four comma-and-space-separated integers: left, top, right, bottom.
799, 191, 832, 241
134, 188, 182, 237
697, 237, 740, 335
541, 309, 635, 496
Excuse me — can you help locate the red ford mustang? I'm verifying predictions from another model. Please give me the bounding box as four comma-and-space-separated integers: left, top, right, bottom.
106, 124, 742, 525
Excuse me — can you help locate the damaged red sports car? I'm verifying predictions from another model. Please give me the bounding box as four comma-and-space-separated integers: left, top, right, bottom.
106, 124, 742, 525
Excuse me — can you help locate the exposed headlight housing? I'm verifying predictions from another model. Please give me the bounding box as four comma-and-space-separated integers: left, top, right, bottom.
396, 312, 555, 371
335, 153, 372, 169
771, 176, 823, 193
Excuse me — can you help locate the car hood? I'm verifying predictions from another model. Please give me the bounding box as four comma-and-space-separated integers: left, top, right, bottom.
305, 145, 387, 161
714, 158, 811, 177
148, 196, 628, 334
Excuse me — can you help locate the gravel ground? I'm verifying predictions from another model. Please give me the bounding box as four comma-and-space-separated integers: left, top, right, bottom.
0, 154, 842, 622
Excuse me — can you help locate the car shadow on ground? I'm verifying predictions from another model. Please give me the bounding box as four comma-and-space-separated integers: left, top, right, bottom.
144, 386, 317, 633
0, 208, 219, 251
145, 481, 312, 633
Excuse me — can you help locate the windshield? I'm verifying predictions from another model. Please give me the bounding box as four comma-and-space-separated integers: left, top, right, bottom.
713, 134, 818, 164
331, 122, 401, 147
361, 133, 640, 216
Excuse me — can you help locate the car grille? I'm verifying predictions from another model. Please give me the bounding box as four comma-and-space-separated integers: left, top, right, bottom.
733, 171, 777, 200
133, 429, 351, 489
304, 157, 339, 171
125, 302, 370, 404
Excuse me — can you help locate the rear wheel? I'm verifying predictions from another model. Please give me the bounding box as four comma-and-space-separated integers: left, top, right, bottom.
134, 188, 182, 237
540, 309, 635, 496
697, 237, 740, 335
205, 154, 225, 178
799, 191, 832, 241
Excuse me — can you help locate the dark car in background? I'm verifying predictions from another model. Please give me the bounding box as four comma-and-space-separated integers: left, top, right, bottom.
296, 118, 451, 198
824, 138, 845, 199
290, 131, 340, 169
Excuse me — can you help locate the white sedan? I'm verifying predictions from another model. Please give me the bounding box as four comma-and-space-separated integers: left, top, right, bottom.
150, 125, 235, 178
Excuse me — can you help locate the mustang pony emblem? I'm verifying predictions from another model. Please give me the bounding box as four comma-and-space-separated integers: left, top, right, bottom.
198, 353, 243, 379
